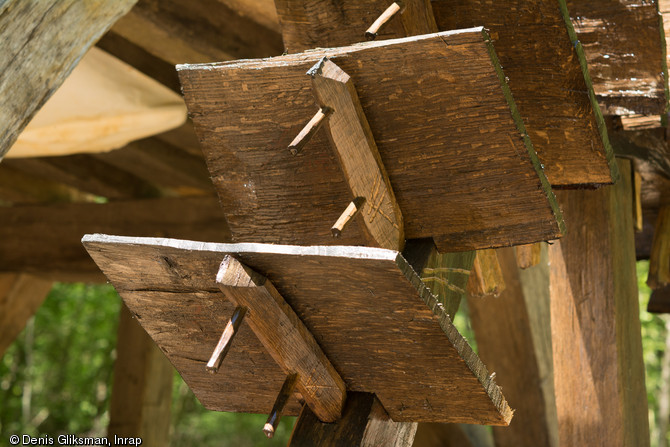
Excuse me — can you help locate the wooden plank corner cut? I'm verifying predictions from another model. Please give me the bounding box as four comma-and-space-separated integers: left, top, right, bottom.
216, 254, 346, 422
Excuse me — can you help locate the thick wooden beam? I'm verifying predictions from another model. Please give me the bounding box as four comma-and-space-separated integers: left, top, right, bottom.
550, 159, 649, 446
108, 304, 173, 447
468, 247, 558, 447
6, 47, 186, 159
311, 58, 403, 251
0, 274, 52, 358
110, 0, 282, 65
568, 0, 668, 116
648, 206, 670, 289
178, 29, 564, 252
289, 392, 417, 447
274, 0, 437, 53
216, 255, 346, 422
0, 197, 230, 279
0, 0, 137, 160
432, 0, 616, 186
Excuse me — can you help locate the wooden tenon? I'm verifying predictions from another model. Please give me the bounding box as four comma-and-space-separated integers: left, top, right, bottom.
83, 234, 513, 425
178, 29, 564, 253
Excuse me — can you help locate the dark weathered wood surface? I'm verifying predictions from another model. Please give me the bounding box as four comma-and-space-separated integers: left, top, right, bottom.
290, 392, 417, 446
179, 30, 563, 252
0, 0, 137, 159
568, 0, 668, 116
648, 285, 670, 313
108, 304, 173, 447
83, 235, 512, 424
550, 159, 649, 446
431, 0, 616, 186
0, 197, 230, 279
0, 274, 53, 358
217, 256, 346, 422
274, 0, 437, 53
468, 248, 558, 447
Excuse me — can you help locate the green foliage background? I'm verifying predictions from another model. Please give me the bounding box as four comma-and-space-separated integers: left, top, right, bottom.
0, 262, 667, 446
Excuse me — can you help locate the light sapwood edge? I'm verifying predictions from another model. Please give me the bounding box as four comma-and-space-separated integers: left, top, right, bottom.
365, 2, 403, 41
264, 373, 299, 438
332, 197, 365, 238
205, 306, 247, 373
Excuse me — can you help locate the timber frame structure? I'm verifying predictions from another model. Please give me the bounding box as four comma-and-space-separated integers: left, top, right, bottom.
2, 1, 670, 446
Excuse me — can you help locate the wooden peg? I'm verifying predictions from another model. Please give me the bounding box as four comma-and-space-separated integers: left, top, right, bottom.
632, 169, 643, 232
264, 373, 299, 438
289, 107, 332, 155
365, 2, 403, 40
205, 306, 247, 374
332, 197, 365, 238
310, 57, 404, 251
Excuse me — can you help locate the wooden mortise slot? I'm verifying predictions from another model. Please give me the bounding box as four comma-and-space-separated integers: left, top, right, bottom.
365, 2, 404, 40
288, 106, 332, 155
332, 197, 365, 238
310, 57, 404, 251
264, 373, 298, 438
216, 255, 346, 422
205, 306, 247, 374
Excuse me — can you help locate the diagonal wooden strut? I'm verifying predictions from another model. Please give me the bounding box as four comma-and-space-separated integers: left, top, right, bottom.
309, 57, 404, 251
216, 255, 346, 423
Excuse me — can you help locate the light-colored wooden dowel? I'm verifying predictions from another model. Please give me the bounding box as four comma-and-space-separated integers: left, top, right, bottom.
365, 2, 403, 40
205, 306, 247, 374
515, 242, 542, 269
289, 107, 332, 155
331, 198, 365, 238
633, 169, 643, 232
264, 373, 299, 438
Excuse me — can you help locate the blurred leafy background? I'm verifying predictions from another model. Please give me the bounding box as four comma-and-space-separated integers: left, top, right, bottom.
0, 261, 667, 446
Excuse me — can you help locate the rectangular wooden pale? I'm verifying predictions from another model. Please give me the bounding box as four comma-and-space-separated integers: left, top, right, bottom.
178, 29, 564, 253
83, 234, 513, 425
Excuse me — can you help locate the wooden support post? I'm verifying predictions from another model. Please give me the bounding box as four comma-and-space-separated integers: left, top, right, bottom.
109, 304, 173, 447
467, 249, 505, 298
365, 2, 403, 40
310, 57, 404, 251
0, 274, 53, 358
467, 247, 558, 447
289, 392, 417, 447
648, 285, 670, 313
550, 159, 649, 446
515, 243, 542, 269
264, 373, 299, 438
648, 206, 670, 289
205, 306, 247, 373
0, 0, 138, 159
288, 107, 332, 155
216, 255, 346, 422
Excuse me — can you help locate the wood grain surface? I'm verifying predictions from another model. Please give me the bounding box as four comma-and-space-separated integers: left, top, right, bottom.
274, 0, 436, 53
178, 30, 563, 252
83, 234, 512, 424
432, 0, 617, 186
0, 0, 137, 159
568, 0, 668, 116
